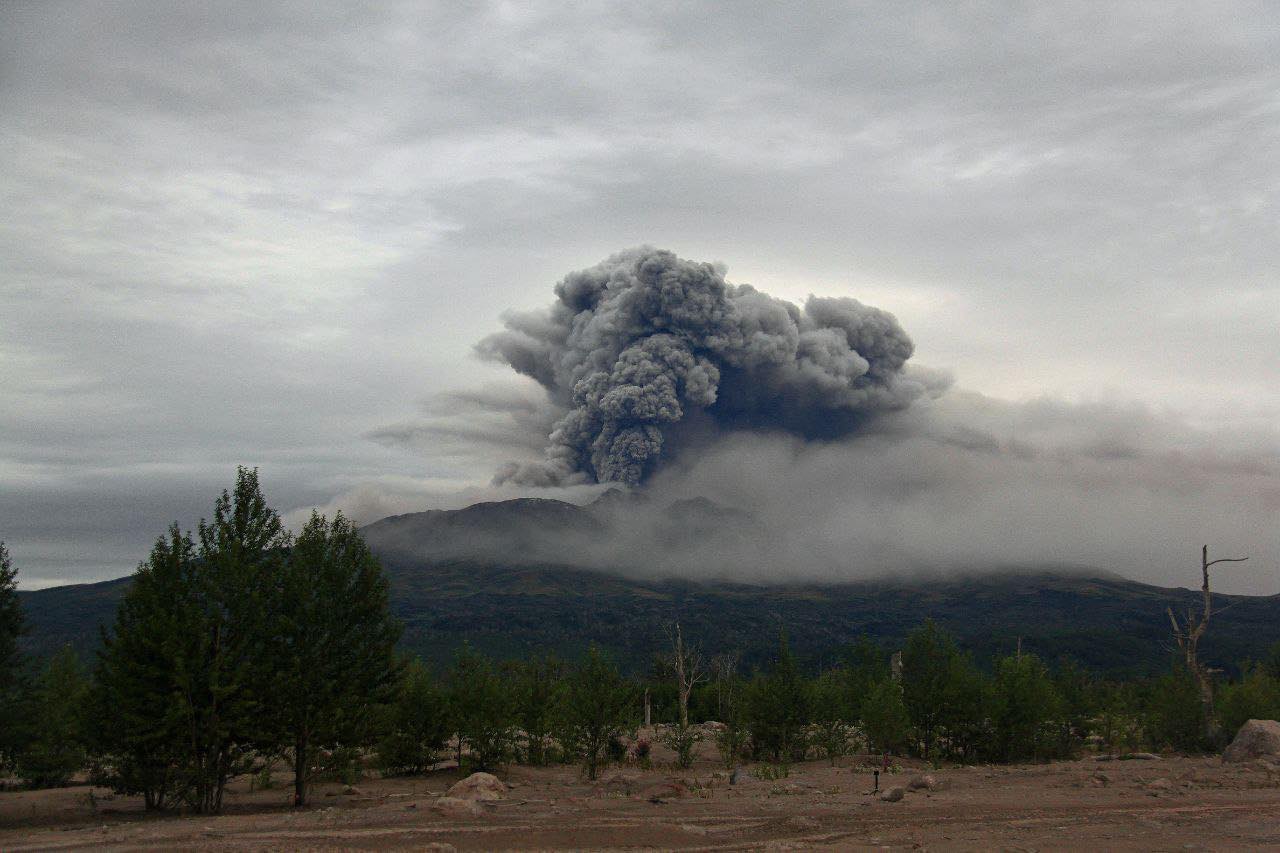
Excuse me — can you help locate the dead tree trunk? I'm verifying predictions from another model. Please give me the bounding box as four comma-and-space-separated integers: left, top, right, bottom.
669, 621, 706, 729
1167, 544, 1248, 742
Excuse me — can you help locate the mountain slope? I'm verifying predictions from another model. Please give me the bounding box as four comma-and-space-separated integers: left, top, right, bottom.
18, 497, 1280, 675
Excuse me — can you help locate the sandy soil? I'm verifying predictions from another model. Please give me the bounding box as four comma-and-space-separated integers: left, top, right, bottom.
3, 747, 1279, 851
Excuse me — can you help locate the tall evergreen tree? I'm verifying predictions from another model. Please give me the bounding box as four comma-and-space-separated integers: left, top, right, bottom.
91, 524, 195, 809
0, 541, 26, 769
562, 645, 633, 780
513, 656, 566, 766
16, 645, 89, 788
990, 653, 1060, 761
448, 646, 517, 771
861, 678, 911, 754
901, 619, 958, 758
745, 632, 811, 762
93, 468, 289, 813
184, 466, 289, 812
271, 511, 401, 806
375, 658, 451, 776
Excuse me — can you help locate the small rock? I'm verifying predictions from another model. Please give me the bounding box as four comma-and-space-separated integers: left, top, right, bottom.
342, 785, 364, 796
433, 796, 483, 818
1119, 752, 1162, 761
447, 772, 507, 801
639, 780, 688, 800
598, 772, 640, 795
1146, 778, 1174, 793
879, 786, 905, 802
907, 774, 938, 792
730, 766, 743, 785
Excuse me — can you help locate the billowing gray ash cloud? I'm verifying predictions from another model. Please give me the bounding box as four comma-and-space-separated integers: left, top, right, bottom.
478, 247, 945, 486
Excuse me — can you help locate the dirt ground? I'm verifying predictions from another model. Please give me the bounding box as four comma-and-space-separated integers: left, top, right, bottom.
4, 744, 1280, 851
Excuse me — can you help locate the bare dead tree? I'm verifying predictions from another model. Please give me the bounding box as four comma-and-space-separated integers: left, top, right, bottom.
667, 621, 707, 728
711, 651, 740, 722
1167, 544, 1248, 740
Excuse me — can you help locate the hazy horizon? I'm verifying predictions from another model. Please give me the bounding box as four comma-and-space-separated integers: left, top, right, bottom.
3, 3, 1277, 592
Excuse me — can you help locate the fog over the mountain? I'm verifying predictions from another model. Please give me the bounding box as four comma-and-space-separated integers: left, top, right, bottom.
3, 3, 1278, 591
354, 336, 1280, 586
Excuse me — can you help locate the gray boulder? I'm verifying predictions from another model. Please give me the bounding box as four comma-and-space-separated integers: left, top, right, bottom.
879, 786, 905, 802
1223, 719, 1280, 763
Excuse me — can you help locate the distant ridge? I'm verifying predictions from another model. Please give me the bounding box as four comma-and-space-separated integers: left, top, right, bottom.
18, 497, 1280, 675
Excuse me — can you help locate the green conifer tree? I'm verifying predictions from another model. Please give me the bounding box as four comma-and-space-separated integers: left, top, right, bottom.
562, 645, 634, 780
0, 541, 26, 769
271, 511, 401, 805
16, 645, 89, 787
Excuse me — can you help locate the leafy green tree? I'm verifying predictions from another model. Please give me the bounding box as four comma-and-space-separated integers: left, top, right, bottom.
661, 723, 702, 768
838, 636, 889, 712
745, 632, 810, 762
92, 468, 289, 813
901, 619, 958, 758
810, 669, 856, 764
1092, 680, 1141, 754
861, 678, 911, 754
1145, 664, 1208, 752
1264, 641, 1280, 681
1217, 665, 1280, 737
990, 653, 1061, 762
16, 645, 90, 787
90, 524, 194, 809
562, 645, 634, 780
0, 541, 26, 769
448, 646, 516, 771
512, 656, 566, 765
938, 652, 991, 762
376, 658, 451, 776
1052, 658, 1093, 756
184, 467, 290, 811
270, 511, 401, 805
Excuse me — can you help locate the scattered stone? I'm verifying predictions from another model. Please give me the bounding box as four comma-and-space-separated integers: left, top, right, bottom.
432, 796, 483, 818
640, 780, 689, 800
787, 815, 820, 829
342, 785, 364, 796
879, 786, 905, 802
1146, 778, 1174, 794
599, 772, 640, 795
1091, 772, 1111, 787
447, 772, 507, 801
907, 774, 939, 792
1223, 719, 1280, 763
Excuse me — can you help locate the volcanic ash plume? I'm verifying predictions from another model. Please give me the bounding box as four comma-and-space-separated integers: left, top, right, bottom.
478, 246, 944, 486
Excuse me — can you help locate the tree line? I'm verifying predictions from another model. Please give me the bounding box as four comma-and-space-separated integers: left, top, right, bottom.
2, 469, 1279, 812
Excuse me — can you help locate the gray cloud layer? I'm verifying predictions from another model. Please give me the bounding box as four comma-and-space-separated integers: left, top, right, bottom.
1, 2, 1277, 591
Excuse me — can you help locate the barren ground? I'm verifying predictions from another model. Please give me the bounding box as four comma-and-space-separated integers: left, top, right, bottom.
4, 743, 1280, 851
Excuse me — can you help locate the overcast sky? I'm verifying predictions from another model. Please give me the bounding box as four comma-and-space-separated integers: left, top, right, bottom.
2, 2, 1277, 590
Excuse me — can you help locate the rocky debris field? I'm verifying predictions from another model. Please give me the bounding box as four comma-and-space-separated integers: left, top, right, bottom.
4, 749, 1280, 851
